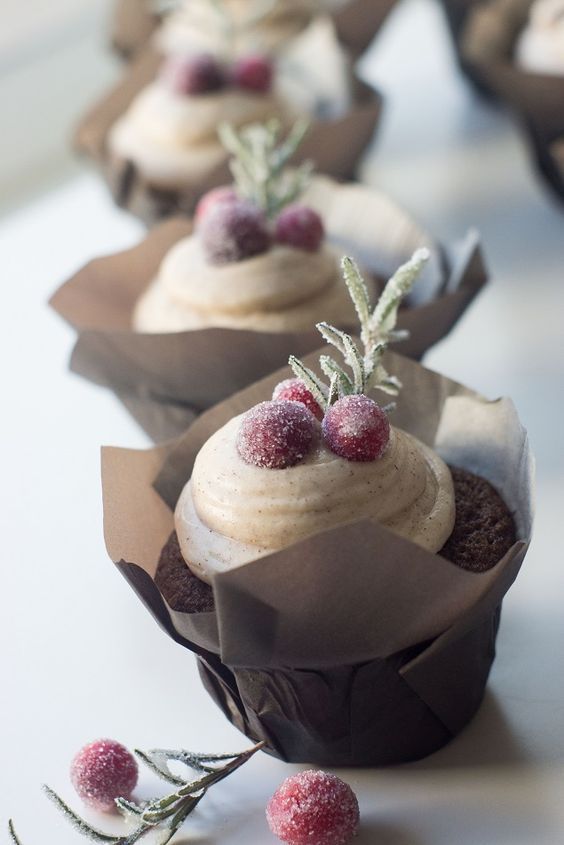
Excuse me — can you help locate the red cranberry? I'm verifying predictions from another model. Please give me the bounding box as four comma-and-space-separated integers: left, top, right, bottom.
161, 53, 225, 95
70, 739, 138, 813
200, 199, 271, 264
195, 186, 238, 226
272, 378, 323, 421
275, 204, 325, 252
266, 770, 360, 845
322, 395, 390, 462
237, 400, 318, 469
231, 55, 273, 93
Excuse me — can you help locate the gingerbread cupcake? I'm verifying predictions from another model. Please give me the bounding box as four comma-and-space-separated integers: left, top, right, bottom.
53, 121, 486, 440
102, 255, 532, 765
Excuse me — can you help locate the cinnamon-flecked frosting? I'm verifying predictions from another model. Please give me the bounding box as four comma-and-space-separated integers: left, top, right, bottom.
133, 239, 363, 332
516, 0, 564, 75
175, 415, 456, 584
108, 82, 296, 189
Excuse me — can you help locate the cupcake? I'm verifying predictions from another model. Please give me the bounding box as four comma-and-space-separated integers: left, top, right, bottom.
111, 0, 396, 64
443, 0, 564, 201
52, 121, 486, 440
103, 254, 532, 765
516, 0, 564, 74
132, 120, 371, 334
108, 47, 302, 194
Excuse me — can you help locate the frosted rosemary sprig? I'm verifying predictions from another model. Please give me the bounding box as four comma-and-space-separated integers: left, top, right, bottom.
9, 742, 263, 845
290, 249, 429, 412
218, 119, 312, 219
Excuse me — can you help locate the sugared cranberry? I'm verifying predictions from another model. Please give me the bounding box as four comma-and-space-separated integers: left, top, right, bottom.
237, 400, 318, 469
231, 55, 273, 93
322, 395, 390, 462
195, 186, 238, 226
275, 204, 325, 253
272, 378, 323, 421
201, 199, 271, 264
162, 53, 225, 95
266, 770, 360, 845
70, 739, 138, 813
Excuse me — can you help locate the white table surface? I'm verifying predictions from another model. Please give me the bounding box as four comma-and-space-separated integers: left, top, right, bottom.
2, 0, 564, 842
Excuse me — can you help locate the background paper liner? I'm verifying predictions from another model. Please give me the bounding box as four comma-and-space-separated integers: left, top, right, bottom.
446, 0, 564, 201
50, 175, 487, 441
74, 44, 381, 225
102, 349, 533, 765
110, 0, 398, 62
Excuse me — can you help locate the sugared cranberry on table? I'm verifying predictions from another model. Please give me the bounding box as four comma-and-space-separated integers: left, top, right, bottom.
70, 739, 138, 813
201, 199, 271, 264
272, 378, 324, 421
322, 395, 390, 462
162, 53, 224, 95
266, 769, 360, 845
231, 55, 273, 93
275, 204, 325, 252
237, 400, 318, 469
195, 186, 238, 226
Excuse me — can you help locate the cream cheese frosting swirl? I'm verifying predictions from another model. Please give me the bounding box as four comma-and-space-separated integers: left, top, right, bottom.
175, 415, 456, 584
516, 0, 564, 75
133, 241, 366, 333
109, 83, 294, 189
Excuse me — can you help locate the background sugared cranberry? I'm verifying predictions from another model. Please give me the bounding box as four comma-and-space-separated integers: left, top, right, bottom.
266, 769, 360, 845
200, 199, 271, 264
70, 739, 138, 813
231, 55, 273, 93
195, 186, 238, 226
322, 395, 390, 462
275, 204, 325, 252
162, 53, 225, 95
237, 400, 318, 469
272, 378, 323, 421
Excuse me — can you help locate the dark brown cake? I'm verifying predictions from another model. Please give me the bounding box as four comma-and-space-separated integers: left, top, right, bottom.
439, 465, 516, 572
155, 466, 517, 614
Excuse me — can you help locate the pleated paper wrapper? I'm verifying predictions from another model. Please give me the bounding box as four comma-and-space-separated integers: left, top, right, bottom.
445, 0, 564, 201
102, 348, 533, 766
110, 0, 398, 62
74, 34, 381, 225
50, 175, 487, 441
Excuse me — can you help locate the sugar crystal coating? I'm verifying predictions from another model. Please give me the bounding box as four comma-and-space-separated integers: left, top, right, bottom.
195, 186, 238, 226
161, 53, 225, 95
272, 378, 324, 421
201, 199, 271, 264
70, 739, 138, 812
275, 204, 325, 252
266, 770, 360, 845
237, 400, 318, 469
322, 395, 390, 462
231, 54, 274, 93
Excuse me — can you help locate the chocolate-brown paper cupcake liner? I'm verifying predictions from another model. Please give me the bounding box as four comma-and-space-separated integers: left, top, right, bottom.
110, 0, 398, 62
74, 44, 381, 225
102, 348, 533, 765
444, 0, 564, 201
50, 176, 487, 441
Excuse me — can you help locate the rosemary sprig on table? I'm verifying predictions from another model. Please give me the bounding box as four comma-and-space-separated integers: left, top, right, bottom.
219, 119, 312, 219
8, 742, 263, 845
290, 249, 430, 413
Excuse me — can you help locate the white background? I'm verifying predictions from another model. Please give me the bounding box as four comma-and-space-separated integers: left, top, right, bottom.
2, 0, 564, 842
